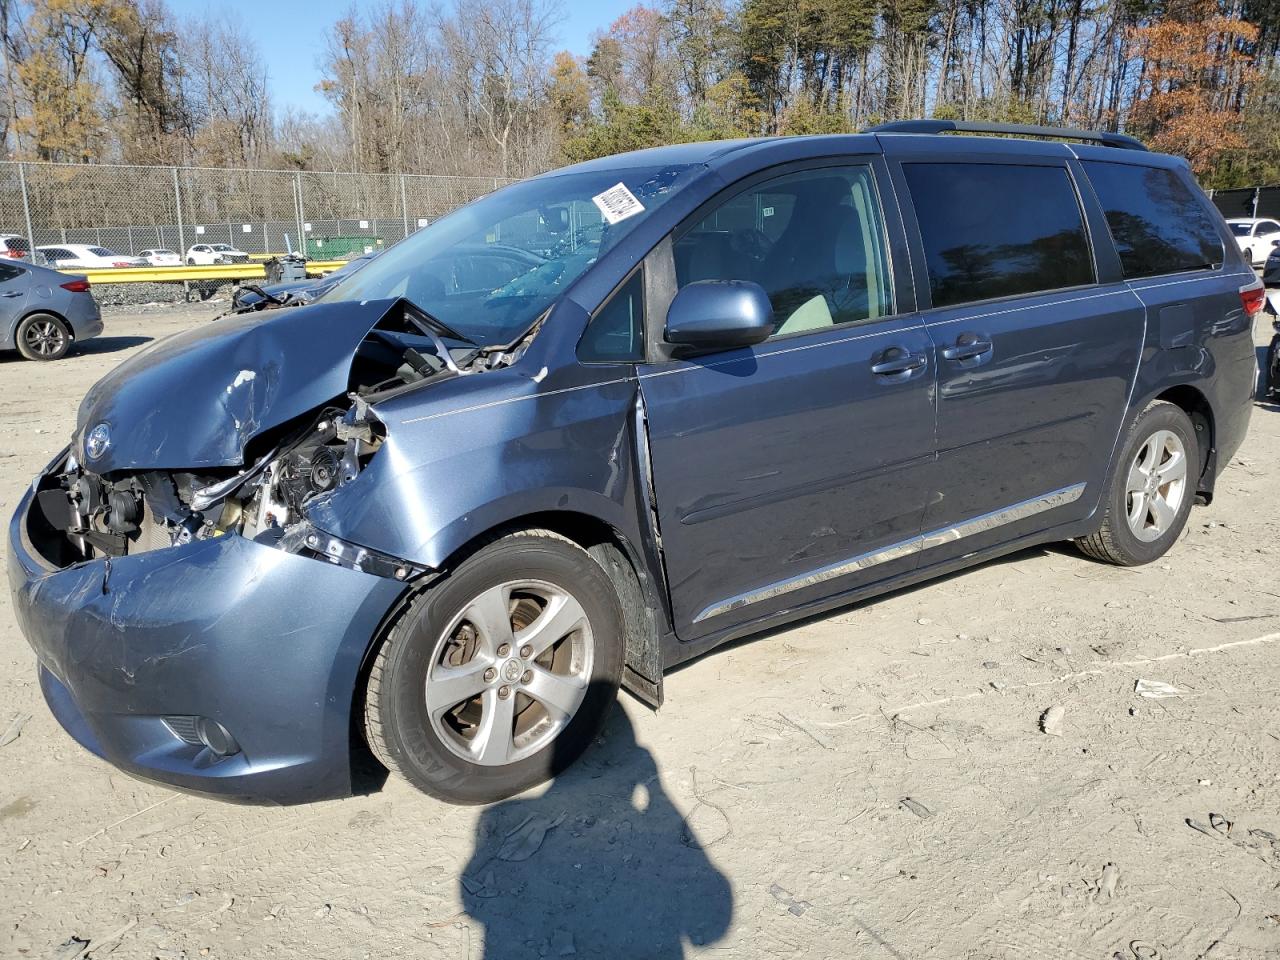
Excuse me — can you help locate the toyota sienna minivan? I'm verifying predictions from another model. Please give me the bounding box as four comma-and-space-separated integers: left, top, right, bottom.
9, 120, 1263, 804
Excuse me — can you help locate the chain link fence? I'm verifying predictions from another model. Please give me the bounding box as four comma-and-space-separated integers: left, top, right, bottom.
0, 161, 516, 261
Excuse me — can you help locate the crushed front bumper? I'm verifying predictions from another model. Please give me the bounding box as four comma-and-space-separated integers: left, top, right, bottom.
7, 469, 407, 803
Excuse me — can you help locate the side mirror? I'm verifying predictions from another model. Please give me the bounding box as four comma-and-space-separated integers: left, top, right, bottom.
664, 280, 773, 349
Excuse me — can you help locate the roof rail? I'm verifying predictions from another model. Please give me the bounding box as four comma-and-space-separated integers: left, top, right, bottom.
865, 119, 1148, 152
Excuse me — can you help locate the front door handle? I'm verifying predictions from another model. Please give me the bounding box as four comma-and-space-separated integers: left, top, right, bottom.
870, 348, 927, 376
942, 334, 993, 362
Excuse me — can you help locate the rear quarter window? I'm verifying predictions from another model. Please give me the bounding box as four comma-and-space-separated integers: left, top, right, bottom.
1081, 161, 1224, 279
903, 162, 1095, 309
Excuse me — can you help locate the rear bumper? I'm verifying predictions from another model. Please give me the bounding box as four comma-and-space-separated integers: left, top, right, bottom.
7, 472, 406, 803
66, 297, 102, 342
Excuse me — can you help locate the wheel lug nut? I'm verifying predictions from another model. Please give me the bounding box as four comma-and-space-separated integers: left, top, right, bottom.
497, 643, 511, 657
498, 685, 511, 699
519, 645, 532, 659
521, 670, 533, 684
483, 667, 497, 682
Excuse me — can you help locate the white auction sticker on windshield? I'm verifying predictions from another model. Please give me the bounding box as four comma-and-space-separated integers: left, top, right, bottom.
592, 182, 645, 224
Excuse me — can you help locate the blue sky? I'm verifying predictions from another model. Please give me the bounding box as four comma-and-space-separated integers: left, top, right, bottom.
165, 0, 637, 117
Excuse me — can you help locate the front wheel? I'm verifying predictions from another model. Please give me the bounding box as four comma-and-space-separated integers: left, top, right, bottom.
1075, 401, 1197, 566
364, 530, 624, 803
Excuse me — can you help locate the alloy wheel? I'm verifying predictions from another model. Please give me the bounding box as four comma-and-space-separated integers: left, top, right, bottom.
425, 579, 593, 766
1124, 428, 1188, 542
22, 318, 67, 358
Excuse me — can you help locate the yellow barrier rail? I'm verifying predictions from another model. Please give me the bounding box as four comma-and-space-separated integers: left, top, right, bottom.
77, 261, 351, 285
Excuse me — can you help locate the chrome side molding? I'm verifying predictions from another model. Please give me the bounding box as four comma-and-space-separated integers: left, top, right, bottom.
693, 482, 1086, 623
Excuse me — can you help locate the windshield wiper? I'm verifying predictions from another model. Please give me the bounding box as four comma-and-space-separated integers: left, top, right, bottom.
404, 301, 477, 346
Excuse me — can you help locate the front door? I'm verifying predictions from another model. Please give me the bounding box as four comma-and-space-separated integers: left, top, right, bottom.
637, 161, 937, 639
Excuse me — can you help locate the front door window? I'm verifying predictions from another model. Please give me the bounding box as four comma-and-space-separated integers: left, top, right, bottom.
673, 166, 893, 338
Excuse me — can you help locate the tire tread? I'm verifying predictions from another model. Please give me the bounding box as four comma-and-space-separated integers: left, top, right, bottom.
362, 527, 600, 802
1074, 400, 1194, 567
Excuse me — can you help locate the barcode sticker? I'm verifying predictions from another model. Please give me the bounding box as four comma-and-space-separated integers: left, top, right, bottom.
592, 182, 645, 225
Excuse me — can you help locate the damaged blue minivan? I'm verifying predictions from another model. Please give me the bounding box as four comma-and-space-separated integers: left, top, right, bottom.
8, 121, 1263, 804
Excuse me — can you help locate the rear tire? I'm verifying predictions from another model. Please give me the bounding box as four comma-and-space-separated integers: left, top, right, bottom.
1265, 337, 1280, 400
1076, 401, 1197, 566
364, 530, 624, 803
15, 312, 71, 361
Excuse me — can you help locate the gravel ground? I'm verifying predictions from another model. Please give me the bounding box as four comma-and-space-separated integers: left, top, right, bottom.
2, 302, 1279, 960
88, 283, 237, 308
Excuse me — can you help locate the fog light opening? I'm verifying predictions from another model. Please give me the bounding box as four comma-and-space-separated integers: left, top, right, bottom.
194, 717, 241, 757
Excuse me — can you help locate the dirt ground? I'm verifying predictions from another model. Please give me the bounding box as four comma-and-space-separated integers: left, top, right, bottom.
2, 300, 1279, 960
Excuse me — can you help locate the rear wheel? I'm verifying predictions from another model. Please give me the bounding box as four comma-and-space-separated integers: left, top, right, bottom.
1076, 401, 1197, 566
15, 313, 71, 361
364, 530, 624, 803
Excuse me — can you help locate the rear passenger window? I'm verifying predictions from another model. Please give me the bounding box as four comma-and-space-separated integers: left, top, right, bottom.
579, 268, 644, 362
674, 166, 893, 338
1081, 161, 1224, 279
904, 163, 1094, 308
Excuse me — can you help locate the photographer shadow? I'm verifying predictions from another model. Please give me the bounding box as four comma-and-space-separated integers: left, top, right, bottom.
460, 697, 733, 958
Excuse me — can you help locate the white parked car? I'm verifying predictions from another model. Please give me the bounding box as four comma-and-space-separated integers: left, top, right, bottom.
138, 248, 182, 266
1226, 217, 1280, 266
185, 243, 250, 265
35, 244, 146, 269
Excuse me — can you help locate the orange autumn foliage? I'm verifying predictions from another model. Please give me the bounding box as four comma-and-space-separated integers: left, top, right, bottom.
1127, 1, 1260, 174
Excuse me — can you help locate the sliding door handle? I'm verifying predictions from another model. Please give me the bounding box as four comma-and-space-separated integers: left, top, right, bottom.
942, 334, 993, 362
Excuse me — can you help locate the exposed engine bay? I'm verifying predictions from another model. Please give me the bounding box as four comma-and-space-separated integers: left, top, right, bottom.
29, 300, 529, 578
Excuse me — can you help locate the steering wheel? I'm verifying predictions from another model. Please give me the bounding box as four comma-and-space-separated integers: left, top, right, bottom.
731, 229, 773, 264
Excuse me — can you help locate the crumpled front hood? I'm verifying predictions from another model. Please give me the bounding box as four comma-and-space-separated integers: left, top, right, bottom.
76, 298, 396, 473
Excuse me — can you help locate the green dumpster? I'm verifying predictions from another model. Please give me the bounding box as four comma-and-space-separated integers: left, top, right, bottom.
305, 235, 383, 258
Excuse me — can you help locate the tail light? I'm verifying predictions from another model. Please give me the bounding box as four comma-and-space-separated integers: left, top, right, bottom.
111, 261, 135, 268
1241, 280, 1266, 319
3, 249, 26, 258
60, 279, 90, 293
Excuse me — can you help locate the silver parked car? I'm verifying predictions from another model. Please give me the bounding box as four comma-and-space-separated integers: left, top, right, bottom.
0, 259, 102, 360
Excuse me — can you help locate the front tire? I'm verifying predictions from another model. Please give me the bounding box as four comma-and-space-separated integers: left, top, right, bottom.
364, 530, 625, 803
15, 312, 71, 361
1076, 401, 1197, 566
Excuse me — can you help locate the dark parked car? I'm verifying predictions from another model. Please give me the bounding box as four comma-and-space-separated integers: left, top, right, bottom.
1264, 243, 1280, 287
230, 245, 547, 313
230, 252, 380, 312
0, 259, 101, 360
8, 121, 1261, 804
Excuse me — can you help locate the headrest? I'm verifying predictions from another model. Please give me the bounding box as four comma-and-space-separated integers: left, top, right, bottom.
832, 207, 866, 276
